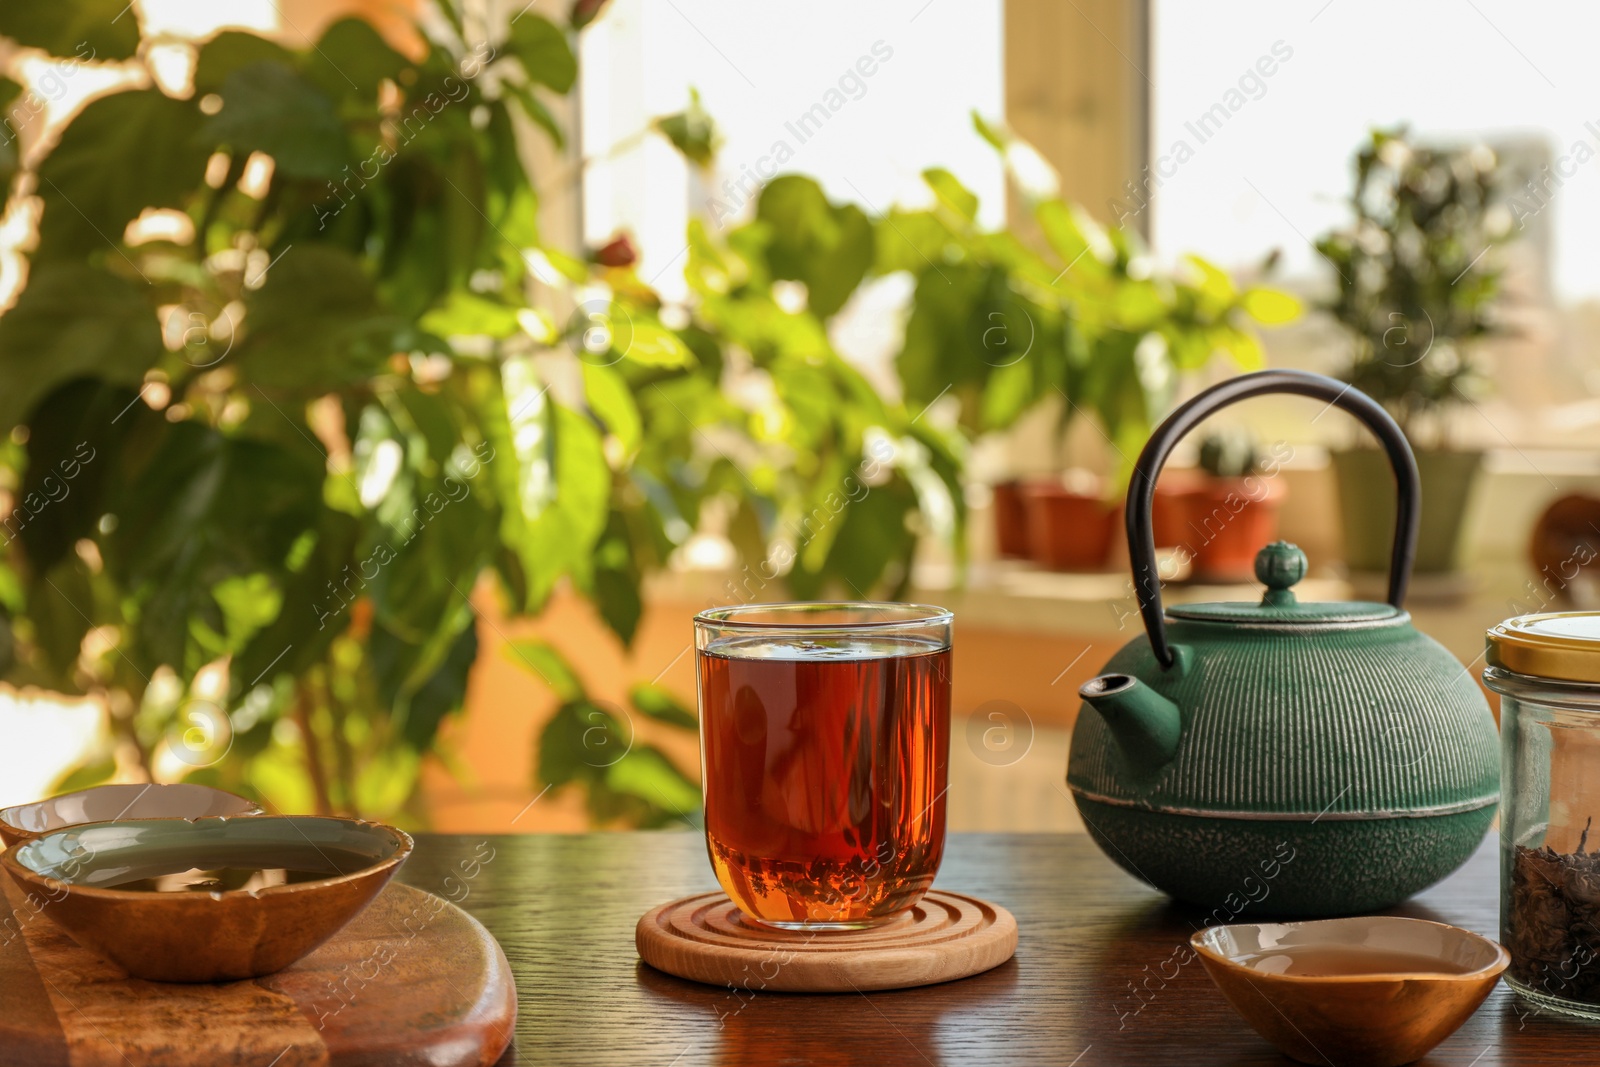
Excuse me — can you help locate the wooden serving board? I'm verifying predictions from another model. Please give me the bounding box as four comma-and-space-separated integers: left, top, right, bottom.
0, 876, 515, 1067
637, 890, 1017, 992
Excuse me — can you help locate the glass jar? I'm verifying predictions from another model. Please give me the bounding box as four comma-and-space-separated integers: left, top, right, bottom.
1487, 612, 1600, 1019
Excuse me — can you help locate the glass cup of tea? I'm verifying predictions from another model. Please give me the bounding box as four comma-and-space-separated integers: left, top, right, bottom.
694, 602, 953, 930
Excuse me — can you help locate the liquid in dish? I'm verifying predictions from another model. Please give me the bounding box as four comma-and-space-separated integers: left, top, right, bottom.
81, 843, 376, 893
1233, 945, 1476, 977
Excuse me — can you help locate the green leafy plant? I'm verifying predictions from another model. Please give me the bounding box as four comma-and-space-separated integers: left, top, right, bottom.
0, 9, 1298, 829
881, 116, 1299, 485
1315, 127, 1510, 442
512, 637, 700, 827
0, 4, 971, 827
0, 4, 719, 822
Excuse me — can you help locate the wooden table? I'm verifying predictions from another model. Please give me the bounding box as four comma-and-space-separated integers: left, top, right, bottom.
398, 832, 1573, 1066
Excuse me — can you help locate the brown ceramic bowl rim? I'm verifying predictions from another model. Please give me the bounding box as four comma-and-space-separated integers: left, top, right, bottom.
0, 783, 262, 839
1190, 917, 1511, 983
0, 815, 413, 901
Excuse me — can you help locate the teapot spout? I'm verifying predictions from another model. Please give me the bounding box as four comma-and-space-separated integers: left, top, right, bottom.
1078, 674, 1182, 770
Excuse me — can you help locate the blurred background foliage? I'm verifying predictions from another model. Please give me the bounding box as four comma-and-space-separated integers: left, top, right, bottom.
0, 1, 1295, 828
1315, 127, 1510, 443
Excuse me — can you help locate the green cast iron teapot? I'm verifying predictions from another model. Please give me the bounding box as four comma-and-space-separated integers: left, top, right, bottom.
1066, 370, 1499, 916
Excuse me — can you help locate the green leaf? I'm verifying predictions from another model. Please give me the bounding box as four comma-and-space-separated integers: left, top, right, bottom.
0, 264, 161, 434
972, 111, 1007, 151
239, 246, 404, 390
369, 152, 494, 317
231, 509, 360, 693
420, 291, 523, 340
895, 262, 991, 411
819, 477, 916, 596
874, 208, 950, 275
507, 15, 576, 92
0, 75, 20, 192
19, 380, 143, 574
0, 612, 15, 679
385, 386, 465, 466
1215, 325, 1266, 368
755, 176, 873, 319
653, 87, 719, 167
107, 424, 325, 672
1034, 200, 1105, 277
1184, 254, 1237, 304
367, 477, 493, 645
394, 618, 478, 750
485, 360, 610, 608
922, 167, 978, 222
587, 508, 640, 645
536, 699, 618, 787
49, 756, 117, 796
0, 0, 140, 62
504, 638, 585, 701
26, 557, 94, 683
350, 744, 421, 818
625, 321, 694, 367
590, 558, 640, 646
203, 62, 350, 179
980, 356, 1035, 429
1111, 280, 1165, 325
582, 363, 640, 453
199, 572, 282, 657
308, 18, 409, 100
193, 32, 298, 95
605, 745, 700, 817
1241, 287, 1303, 325
502, 82, 564, 148
35, 90, 208, 256
628, 682, 697, 729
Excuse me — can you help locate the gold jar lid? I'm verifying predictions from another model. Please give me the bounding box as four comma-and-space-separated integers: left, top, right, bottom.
1487, 613, 1600, 683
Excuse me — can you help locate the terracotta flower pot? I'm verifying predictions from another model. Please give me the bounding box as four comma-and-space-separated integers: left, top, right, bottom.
991, 481, 1031, 559
1020, 481, 1119, 571
1176, 475, 1286, 582
1152, 470, 1205, 548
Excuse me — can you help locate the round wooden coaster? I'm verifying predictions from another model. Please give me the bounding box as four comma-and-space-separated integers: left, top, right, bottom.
636, 891, 1017, 992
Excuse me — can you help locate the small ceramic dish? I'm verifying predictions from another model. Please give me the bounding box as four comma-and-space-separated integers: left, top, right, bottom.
0, 815, 411, 982
1192, 916, 1508, 1067
0, 783, 261, 846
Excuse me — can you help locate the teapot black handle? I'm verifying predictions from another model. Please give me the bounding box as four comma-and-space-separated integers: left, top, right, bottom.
1129, 369, 1420, 670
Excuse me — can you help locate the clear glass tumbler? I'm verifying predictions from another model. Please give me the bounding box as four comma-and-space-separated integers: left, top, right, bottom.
694, 602, 952, 930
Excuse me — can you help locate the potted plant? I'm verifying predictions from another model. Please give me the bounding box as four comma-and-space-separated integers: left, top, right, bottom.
991, 480, 1032, 559
1176, 428, 1286, 582
1316, 128, 1510, 577
0, 7, 975, 828
1021, 470, 1119, 571
922, 120, 1300, 571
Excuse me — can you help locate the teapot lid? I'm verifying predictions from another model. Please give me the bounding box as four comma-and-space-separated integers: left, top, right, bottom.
1166, 542, 1403, 626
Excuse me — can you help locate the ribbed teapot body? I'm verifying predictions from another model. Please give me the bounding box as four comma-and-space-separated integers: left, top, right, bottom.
1067, 616, 1498, 915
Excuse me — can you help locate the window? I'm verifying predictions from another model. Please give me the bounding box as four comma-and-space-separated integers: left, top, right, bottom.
577, 0, 1005, 303
1150, 0, 1600, 442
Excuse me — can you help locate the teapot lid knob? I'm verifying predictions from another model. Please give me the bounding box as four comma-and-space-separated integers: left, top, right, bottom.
1255, 541, 1307, 606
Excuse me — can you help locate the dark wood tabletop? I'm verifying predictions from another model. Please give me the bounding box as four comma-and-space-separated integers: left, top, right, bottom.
397, 831, 1577, 1067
